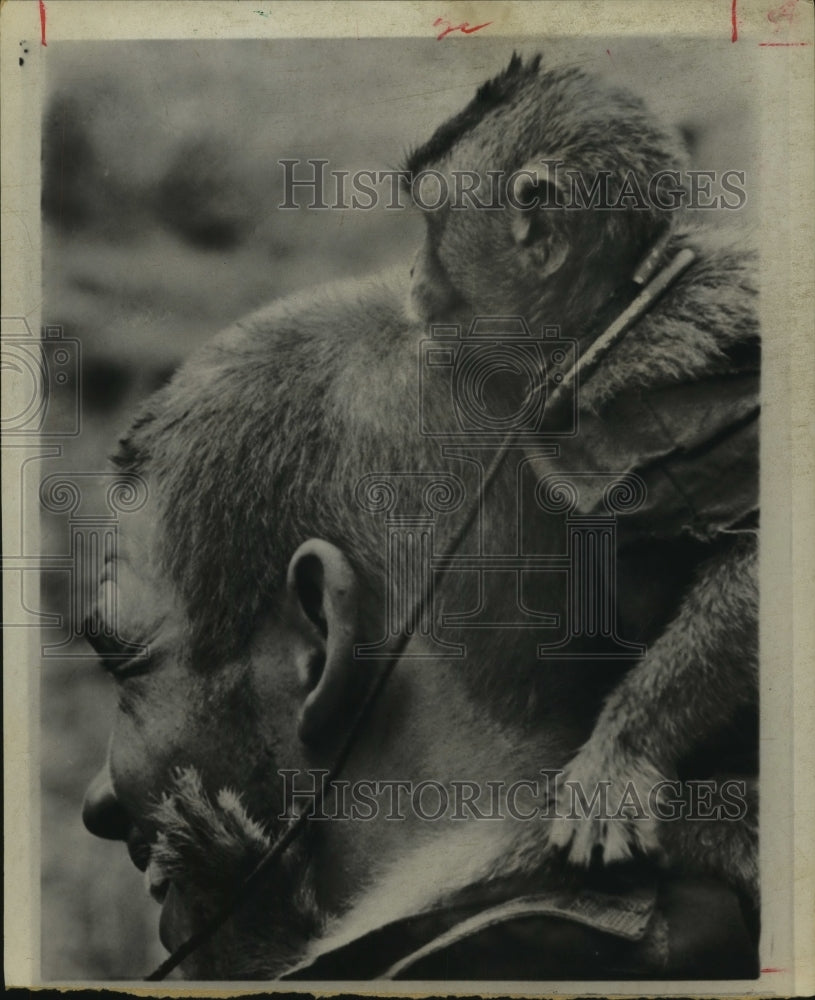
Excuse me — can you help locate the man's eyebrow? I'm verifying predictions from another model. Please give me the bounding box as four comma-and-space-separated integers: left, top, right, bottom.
83, 612, 152, 677
82, 593, 144, 658
83, 622, 140, 662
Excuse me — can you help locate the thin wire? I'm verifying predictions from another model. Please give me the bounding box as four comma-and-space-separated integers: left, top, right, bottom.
146, 247, 695, 980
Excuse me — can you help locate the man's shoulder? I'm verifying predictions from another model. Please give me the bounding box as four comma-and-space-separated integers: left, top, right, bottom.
282, 871, 758, 982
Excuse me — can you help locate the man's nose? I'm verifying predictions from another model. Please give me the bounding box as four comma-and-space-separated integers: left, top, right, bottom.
82, 767, 131, 840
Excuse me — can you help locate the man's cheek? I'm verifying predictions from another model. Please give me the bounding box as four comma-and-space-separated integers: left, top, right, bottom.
108, 704, 190, 830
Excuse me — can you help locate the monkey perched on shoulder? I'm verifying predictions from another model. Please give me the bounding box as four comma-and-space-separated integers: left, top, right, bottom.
402, 55, 759, 906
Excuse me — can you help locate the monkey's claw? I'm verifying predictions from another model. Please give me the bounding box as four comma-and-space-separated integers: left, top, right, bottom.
545, 745, 668, 867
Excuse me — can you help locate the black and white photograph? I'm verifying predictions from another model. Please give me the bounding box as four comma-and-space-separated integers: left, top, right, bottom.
2, 0, 813, 992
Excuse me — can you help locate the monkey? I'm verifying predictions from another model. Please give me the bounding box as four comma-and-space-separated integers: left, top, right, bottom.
399, 53, 760, 911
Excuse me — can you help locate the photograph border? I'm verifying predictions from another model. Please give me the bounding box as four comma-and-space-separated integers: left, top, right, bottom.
2, 1, 813, 994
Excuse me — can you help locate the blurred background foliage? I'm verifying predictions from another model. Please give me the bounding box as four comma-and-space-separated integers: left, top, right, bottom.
40, 37, 756, 980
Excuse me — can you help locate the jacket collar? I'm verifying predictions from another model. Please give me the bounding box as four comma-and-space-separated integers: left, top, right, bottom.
281, 824, 657, 980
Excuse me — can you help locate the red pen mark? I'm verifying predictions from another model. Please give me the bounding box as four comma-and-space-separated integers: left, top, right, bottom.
761, 967, 785, 973
767, 0, 799, 27
759, 0, 810, 44
731, 0, 739, 41
433, 17, 493, 41
39, 0, 47, 46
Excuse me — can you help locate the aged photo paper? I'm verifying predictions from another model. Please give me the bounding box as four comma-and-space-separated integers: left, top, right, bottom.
2, 0, 814, 994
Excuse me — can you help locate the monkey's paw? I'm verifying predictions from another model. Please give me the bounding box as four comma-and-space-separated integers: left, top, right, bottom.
546, 744, 668, 867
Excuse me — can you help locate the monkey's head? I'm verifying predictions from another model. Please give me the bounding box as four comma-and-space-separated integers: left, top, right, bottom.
405, 54, 688, 337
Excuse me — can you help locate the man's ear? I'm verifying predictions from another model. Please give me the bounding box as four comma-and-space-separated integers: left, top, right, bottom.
286, 539, 361, 745
508, 160, 569, 279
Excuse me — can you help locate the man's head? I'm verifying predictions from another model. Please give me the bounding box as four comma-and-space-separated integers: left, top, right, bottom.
82, 272, 596, 976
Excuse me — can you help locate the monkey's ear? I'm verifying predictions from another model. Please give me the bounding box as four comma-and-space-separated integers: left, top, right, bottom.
286, 539, 361, 745
509, 160, 569, 279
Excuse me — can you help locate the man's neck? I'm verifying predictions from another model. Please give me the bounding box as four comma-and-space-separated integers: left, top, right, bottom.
309, 658, 567, 928
296, 806, 546, 974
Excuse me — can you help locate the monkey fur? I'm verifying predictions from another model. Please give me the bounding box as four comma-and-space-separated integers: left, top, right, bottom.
403, 54, 760, 910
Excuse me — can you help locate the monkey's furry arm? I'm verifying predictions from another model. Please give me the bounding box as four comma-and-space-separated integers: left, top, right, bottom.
547, 533, 757, 873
